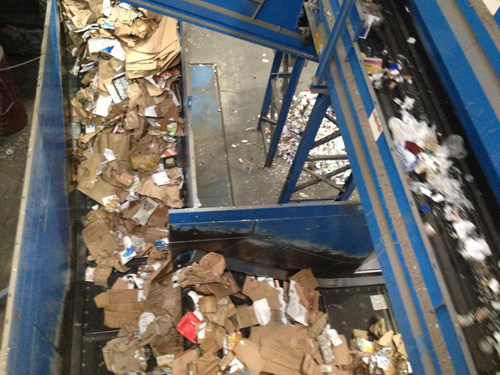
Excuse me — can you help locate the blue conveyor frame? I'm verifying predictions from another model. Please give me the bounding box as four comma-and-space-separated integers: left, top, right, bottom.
2, 0, 499, 374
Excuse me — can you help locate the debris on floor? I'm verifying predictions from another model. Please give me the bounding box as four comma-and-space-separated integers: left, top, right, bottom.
274, 91, 351, 188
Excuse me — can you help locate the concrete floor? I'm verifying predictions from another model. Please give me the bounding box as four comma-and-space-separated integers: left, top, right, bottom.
183, 24, 342, 207
0, 54, 38, 340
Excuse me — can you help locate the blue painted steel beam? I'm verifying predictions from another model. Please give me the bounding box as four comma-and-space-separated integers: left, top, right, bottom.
278, 94, 331, 203
264, 57, 305, 167
337, 173, 355, 201
170, 200, 366, 223
453, 0, 500, 79
315, 0, 354, 80
124, 0, 318, 60
257, 50, 283, 131
2, 0, 70, 373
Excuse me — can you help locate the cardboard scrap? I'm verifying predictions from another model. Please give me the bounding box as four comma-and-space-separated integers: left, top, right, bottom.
82, 219, 119, 258
102, 337, 147, 374
242, 276, 282, 309
177, 252, 226, 287
233, 305, 259, 329
234, 339, 265, 375
94, 288, 145, 328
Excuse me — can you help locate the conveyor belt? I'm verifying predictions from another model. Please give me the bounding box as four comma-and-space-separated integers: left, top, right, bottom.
357, 0, 500, 372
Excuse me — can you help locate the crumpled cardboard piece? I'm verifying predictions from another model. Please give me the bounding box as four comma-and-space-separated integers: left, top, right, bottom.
233, 305, 259, 329
302, 354, 322, 375
233, 339, 265, 375
199, 296, 217, 313
177, 252, 226, 287
332, 335, 351, 366
134, 175, 182, 208
195, 272, 240, 297
95, 132, 131, 161
290, 269, 319, 290
242, 276, 282, 309
77, 150, 101, 190
146, 206, 169, 227
102, 337, 147, 375
94, 265, 112, 286
204, 298, 236, 326
198, 322, 226, 354
94, 289, 145, 328
82, 219, 119, 258
370, 314, 387, 339
173, 349, 199, 375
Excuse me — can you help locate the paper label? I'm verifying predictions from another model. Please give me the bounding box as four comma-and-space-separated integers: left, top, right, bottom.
368, 109, 382, 141
370, 294, 388, 310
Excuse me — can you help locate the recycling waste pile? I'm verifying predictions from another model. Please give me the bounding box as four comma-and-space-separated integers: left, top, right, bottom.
359, 0, 500, 371
61, 0, 185, 210
86, 246, 411, 375
277, 91, 351, 188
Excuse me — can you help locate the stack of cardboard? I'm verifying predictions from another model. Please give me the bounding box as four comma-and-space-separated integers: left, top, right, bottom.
60, 0, 184, 210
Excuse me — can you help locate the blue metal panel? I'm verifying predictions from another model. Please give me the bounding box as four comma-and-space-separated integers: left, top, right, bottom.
125, 0, 317, 60
407, 0, 500, 205
496, 9, 500, 28
3, 0, 70, 373
171, 202, 374, 259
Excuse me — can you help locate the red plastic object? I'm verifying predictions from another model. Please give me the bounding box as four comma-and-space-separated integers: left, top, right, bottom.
176, 311, 201, 343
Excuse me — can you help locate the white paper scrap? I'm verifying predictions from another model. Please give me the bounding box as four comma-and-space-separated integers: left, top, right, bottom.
286, 280, 308, 326
145, 105, 159, 117
87, 38, 126, 61
102, 0, 112, 17
153, 171, 170, 186
103, 148, 116, 162
93, 94, 113, 117
370, 294, 388, 310
253, 299, 271, 326
106, 83, 122, 103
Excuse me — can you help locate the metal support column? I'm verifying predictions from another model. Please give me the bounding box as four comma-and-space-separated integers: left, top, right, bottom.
315, 0, 354, 80
278, 94, 331, 203
337, 173, 355, 201
264, 57, 305, 167
257, 50, 284, 131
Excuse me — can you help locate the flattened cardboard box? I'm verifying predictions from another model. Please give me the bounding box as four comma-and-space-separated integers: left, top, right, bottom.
234, 339, 265, 375
233, 305, 259, 329
82, 219, 119, 258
